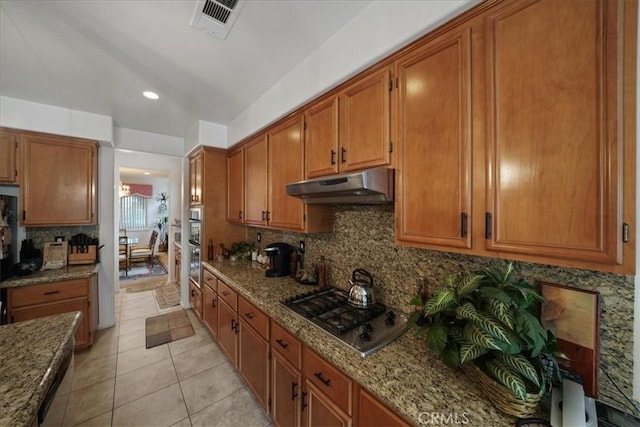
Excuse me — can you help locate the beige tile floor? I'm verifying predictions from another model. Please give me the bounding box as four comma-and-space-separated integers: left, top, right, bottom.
71, 280, 271, 427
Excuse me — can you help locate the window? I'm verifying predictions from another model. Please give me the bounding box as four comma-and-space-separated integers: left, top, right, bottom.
120, 195, 147, 230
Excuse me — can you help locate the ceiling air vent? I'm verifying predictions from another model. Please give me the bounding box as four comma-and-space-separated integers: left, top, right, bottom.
191, 0, 245, 40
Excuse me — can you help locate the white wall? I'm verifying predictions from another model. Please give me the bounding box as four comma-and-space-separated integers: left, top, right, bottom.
114, 127, 184, 157
184, 120, 227, 155
0, 95, 113, 141
226, 0, 478, 145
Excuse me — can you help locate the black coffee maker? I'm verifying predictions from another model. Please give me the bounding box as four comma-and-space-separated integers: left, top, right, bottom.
264, 242, 294, 277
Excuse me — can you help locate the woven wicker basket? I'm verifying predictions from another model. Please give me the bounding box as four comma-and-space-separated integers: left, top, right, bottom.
461, 363, 543, 418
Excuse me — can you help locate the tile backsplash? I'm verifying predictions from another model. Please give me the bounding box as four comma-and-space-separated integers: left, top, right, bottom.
26, 225, 99, 255
248, 205, 635, 411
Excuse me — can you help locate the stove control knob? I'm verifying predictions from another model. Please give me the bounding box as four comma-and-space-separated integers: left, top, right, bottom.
363, 323, 373, 333
385, 311, 396, 326
359, 326, 372, 341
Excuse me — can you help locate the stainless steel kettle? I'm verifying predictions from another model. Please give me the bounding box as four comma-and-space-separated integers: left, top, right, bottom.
347, 269, 375, 308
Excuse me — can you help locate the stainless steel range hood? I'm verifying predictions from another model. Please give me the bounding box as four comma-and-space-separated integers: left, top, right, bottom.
286, 168, 394, 205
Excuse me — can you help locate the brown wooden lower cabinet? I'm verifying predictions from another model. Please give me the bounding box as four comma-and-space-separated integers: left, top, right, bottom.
272, 350, 302, 427
7, 276, 97, 350
238, 318, 270, 412
357, 388, 410, 427
303, 381, 352, 427
202, 281, 218, 338
189, 280, 202, 319
218, 298, 238, 366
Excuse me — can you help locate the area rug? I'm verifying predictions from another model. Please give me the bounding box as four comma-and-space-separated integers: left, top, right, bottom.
145, 309, 194, 349
154, 282, 181, 309
120, 258, 166, 280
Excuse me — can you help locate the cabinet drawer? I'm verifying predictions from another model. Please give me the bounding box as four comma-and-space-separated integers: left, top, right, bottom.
9, 278, 89, 308
271, 321, 302, 370
303, 346, 353, 415
238, 296, 269, 340
217, 280, 237, 311
202, 268, 217, 291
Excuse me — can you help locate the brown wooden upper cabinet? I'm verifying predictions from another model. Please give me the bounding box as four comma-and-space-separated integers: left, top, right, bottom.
243, 134, 269, 227
305, 65, 393, 178
227, 148, 244, 224
395, 26, 473, 251
395, 0, 636, 274
189, 150, 203, 206
241, 116, 332, 233
484, 0, 629, 269
20, 132, 97, 226
0, 128, 19, 184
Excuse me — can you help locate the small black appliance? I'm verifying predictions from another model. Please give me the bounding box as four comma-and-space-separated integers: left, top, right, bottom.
264, 242, 294, 277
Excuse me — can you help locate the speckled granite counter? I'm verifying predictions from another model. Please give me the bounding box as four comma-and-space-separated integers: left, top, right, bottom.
203, 259, 516, 426
0, 264, 99, 289
0, 311, 81, 426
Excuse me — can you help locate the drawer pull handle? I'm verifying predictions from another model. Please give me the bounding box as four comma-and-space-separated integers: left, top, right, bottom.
245, 312, 254, 319
212, 298, 217, 308
44, 291, 60, 295
275, 339, 288, 349
314, 372, 331, 387
222, 291, 229, 297
301, 391, 308, 411
291, 382, 298, 400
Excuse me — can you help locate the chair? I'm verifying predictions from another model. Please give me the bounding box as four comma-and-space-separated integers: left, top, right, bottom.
118, 236, 129, 276
129, 230, 158, 267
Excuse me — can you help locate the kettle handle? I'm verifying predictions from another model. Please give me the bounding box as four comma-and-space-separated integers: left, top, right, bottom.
352, 269, 373, 287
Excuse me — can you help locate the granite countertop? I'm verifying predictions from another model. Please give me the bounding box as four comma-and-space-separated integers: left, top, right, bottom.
203, 259, 515, 426
0, 311, 81, 426
0, 264, 99, 289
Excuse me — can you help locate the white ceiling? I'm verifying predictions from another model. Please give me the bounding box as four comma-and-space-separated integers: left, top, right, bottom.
0, 0, 372, 138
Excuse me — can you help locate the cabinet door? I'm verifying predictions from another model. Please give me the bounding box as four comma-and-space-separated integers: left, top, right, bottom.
20, 133, 97, 226
189, 281, 202, 319
484, 0, 622, 265
358, 389, 409, 427
202, 283, 218, 338
395, 27, 473, 250
11, 298, 91, 349
227, 148, 244, 224
244, 135, 268, 226
0, 128, 18, 184
302, 381, 351, 427
268, 115, 305, 231
272, 351, 301, 427
339, 66, 392, 172
218, 299, 238, 367
238, 320, 270, 412
305, 96, 339, 178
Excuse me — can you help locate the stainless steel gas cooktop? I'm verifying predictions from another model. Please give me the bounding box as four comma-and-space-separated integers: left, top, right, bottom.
281, 287, 408, 357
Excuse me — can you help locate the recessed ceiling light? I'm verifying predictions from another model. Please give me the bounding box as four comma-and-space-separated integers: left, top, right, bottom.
143, 172, 151, 175
143, 91, 159, 100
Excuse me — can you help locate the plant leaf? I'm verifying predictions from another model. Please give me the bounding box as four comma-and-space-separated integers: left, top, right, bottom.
441, 343, 460, 369
455, 302, 479, 321
409, 295, 423, 306
463, 322, 501, 351
496, 353, 540, 388
474, 312, 512, 345
485, 298, 515, 329
448, 326, 465, 344
424, 289, 455, 316
459, 343, 488, 364
456, 274, 484, 296
515, 309, 548, 356
478, 287, 512, 304
485, 359, 528, 400
424, 323, 448, 354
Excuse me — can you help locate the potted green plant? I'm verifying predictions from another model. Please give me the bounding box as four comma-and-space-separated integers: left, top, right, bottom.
154, 192, 169, 252
409, 263, 563, 417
